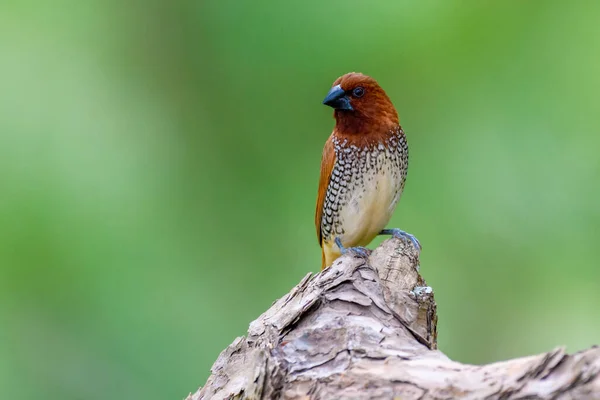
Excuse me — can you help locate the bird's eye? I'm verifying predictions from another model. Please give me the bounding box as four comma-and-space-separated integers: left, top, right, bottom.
352, 87, 365, 98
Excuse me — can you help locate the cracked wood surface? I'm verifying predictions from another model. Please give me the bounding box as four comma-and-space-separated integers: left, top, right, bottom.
189, 238, 600, 400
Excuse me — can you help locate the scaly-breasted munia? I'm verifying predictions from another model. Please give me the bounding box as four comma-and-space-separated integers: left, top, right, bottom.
315, 72, 420, 269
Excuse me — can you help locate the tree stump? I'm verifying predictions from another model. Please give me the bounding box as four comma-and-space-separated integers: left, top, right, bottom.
189, 238, 600, 399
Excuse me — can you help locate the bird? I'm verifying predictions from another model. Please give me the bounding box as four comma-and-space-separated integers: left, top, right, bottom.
315, 72, 421, 270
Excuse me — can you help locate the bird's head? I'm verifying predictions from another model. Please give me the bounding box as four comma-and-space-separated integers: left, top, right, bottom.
323, 72, 399, 135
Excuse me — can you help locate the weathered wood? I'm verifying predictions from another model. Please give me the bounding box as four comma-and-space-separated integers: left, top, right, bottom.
189, 238, 600, 400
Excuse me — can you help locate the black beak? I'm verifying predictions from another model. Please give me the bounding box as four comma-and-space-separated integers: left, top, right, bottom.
322, 84, 353, 111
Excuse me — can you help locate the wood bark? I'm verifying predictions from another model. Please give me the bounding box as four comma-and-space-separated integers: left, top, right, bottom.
189, 238, 600, 400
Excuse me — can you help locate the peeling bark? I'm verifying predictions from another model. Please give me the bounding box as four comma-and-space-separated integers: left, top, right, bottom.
189, 238, 600, 400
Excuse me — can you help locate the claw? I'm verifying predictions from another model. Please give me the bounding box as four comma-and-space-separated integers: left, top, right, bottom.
335, 237, 370, 258
379, 228, 422, 251
348, 247, 370, 257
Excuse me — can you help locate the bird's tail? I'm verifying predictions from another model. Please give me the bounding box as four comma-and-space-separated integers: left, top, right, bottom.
321, 248, 326, 270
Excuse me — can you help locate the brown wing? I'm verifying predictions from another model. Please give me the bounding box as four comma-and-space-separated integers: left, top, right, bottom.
315, 135, 336, 246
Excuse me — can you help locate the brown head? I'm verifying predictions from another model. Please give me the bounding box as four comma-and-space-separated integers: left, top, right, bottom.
322, 72, 399, 136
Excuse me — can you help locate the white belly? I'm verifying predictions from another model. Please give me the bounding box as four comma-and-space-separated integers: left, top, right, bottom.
338, 152, 403, 247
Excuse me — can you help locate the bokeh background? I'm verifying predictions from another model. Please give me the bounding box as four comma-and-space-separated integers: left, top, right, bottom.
1, 1, 599, 399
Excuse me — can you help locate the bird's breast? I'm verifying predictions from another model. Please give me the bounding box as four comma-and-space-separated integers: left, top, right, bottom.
336, 149, 403, 247
321, 131, 408, 248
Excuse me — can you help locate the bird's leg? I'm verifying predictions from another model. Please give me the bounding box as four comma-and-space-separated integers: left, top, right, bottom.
379, 228, 422, 251
335, 237, 370, 258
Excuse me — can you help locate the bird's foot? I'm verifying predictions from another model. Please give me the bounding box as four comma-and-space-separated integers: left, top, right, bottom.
335, 237, 371, 259
379, 228, 422, 251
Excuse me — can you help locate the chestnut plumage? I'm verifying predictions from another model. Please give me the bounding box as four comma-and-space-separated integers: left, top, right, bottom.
315, 72, 420, 269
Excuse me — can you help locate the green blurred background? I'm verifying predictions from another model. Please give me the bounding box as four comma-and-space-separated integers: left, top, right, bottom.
1, 1, 599, 399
